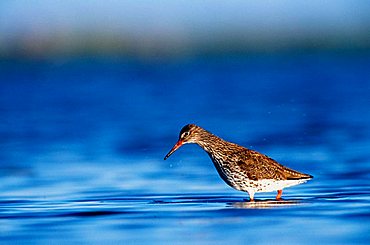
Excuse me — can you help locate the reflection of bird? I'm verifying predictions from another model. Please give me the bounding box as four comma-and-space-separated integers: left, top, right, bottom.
164, 124, 313, 201
232, 200, 301, 209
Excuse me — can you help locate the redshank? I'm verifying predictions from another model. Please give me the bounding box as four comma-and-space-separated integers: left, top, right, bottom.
164, 124, 312, 201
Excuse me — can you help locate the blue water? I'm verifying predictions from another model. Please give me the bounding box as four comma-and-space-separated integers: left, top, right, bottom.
1, 53, 370, 244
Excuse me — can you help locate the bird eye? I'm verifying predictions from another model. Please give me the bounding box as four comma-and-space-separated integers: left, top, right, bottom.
182, 131, 190, 138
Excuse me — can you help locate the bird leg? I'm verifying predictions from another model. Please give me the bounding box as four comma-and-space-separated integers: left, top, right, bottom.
276, 190, 283, 200
248, 192, 255, 202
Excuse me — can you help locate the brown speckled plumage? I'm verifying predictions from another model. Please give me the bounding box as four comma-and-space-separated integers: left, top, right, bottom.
164, 124, 313, 201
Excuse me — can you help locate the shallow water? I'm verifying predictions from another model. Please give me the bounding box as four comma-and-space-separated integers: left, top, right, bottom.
1, 53, 370, 244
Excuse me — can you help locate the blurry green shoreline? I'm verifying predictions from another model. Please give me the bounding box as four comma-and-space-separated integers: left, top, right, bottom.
1, 46, 369, 62
1, 34, 369, 61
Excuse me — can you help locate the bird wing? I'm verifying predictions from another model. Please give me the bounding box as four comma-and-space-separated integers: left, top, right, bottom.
236, 149, 311, 180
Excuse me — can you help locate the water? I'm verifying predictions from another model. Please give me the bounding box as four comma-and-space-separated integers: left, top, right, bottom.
1, 53, 370, 244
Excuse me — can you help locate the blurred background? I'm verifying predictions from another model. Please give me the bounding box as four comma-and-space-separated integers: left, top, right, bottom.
1, 1, 370, 57
1, 1, 370, 244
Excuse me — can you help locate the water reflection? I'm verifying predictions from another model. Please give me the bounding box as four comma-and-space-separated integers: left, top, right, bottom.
231, 200, 303, 209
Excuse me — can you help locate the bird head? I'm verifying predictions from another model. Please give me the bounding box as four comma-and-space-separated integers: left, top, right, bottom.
164, 124, 200, 160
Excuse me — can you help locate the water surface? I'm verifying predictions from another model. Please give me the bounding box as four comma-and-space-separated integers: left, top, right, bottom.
0, 53, 370, 244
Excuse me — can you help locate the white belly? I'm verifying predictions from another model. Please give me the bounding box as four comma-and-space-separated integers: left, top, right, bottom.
235, 179, 309, 193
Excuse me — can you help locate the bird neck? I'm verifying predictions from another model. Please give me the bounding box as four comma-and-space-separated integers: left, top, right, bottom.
195, 129, 234, 157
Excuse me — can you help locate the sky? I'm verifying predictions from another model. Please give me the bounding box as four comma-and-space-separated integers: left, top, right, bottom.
0, 1, 370, 56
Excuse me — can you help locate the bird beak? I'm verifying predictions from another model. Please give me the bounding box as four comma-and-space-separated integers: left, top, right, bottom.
164, 140, 183, 160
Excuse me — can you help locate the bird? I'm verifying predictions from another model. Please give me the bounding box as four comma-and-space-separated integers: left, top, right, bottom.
164, 124, 312, 201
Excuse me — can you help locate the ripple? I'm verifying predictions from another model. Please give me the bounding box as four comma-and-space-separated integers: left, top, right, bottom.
230, 200, 304, 209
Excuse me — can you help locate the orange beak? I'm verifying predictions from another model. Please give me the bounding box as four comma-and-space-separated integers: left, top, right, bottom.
164, 140, 183, 160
